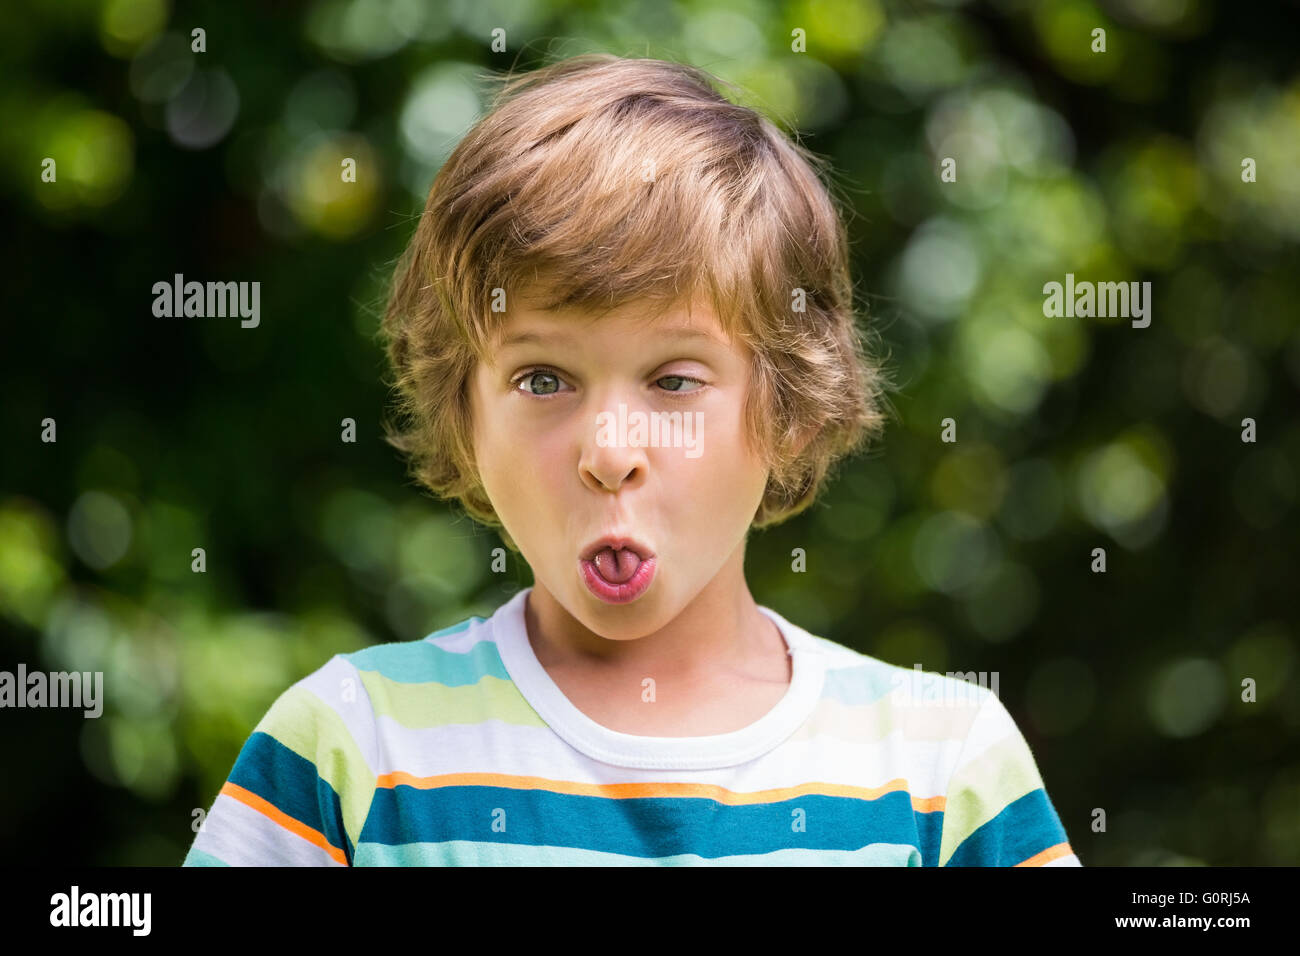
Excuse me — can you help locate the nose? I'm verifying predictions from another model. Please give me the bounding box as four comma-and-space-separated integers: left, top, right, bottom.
579, 397, 649, 493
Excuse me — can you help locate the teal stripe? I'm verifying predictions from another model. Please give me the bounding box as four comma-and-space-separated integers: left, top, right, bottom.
360, 785, 937, 860
343, 625, 506, 686
820, 664, 906, 705
945, 787, 1068, 866
354, 840, 923, 866
821, 663, 990, 708
229, 731, 351, 860
182, 847, 229, 866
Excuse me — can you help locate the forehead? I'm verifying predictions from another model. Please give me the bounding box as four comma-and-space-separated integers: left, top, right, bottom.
492, 294, 733, 352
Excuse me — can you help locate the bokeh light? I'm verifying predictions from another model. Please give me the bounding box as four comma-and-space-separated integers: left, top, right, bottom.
3, 0, 1295, 871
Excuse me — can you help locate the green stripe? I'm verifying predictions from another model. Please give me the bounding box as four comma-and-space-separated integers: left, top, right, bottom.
255, 684, 377, 845
359, 672, 547, 729
938, 736, 1043, 865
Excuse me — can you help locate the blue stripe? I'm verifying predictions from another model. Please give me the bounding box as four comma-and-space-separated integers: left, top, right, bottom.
915, 800, 945, 866
343, 623, 505, 686
228, 731, 352, 862
945, 787, 1068, 866
358, 785, 942, 861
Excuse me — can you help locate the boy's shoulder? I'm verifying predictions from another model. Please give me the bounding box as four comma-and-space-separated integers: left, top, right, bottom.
335, 613, 502, 684
790, 627, 1002, 753
268, 611, 540, 738
798, 628, 997, 714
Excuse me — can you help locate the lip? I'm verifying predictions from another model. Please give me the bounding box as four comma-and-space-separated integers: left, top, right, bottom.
579, 554, 657, 604
578, 534, 657, 604
579, 535, 656, 562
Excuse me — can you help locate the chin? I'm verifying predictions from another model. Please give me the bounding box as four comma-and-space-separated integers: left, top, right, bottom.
577, 588, 672, 630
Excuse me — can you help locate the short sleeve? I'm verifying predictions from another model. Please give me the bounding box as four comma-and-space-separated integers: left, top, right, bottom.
938, 690, 1081, 867
183, 655, 378, 867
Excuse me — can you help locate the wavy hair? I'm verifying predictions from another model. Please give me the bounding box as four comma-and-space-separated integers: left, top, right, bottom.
379, 53, 894, 552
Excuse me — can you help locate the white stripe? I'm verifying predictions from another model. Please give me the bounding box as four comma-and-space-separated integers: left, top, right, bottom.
191, 792, 346, 867
291, 655, 381, 777
365, 713, 968, 798
426, 618, 493, 652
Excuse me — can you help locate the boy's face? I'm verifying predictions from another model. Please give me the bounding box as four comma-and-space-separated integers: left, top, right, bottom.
469, 293, 769, 640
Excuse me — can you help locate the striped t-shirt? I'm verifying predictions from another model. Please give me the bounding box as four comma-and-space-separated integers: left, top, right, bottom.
184, 586, 1080, 866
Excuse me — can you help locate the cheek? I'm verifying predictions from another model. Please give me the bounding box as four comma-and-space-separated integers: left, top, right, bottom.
478, 410, 568, 513
676, 408, 766, 515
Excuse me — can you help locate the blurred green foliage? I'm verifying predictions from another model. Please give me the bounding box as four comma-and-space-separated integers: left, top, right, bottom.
2, 0, 1298, 866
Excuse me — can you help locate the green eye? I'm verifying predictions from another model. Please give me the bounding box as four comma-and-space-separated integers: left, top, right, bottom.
522, 371, 560, 395
512, 368, 568, 395
657, 375, 703, 393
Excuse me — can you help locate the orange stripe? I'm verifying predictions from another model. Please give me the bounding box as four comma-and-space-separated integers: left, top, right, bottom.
220, 782, 348, 865
374, 771, 947, 812
1014, 842, 1075, 867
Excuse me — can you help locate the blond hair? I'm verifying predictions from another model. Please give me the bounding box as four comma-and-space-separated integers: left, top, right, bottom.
379, 53, 893, 552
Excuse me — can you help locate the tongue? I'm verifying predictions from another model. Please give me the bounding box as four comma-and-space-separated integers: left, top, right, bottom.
592, 547, 641, 584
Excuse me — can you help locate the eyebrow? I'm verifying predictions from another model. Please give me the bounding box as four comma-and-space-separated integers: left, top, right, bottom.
498, 327, 726, 350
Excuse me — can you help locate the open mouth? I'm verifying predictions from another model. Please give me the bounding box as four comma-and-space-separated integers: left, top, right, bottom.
578, 537, 656, 603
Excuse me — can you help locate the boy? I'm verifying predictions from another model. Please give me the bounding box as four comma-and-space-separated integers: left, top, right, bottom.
184, 53, 1079, 866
